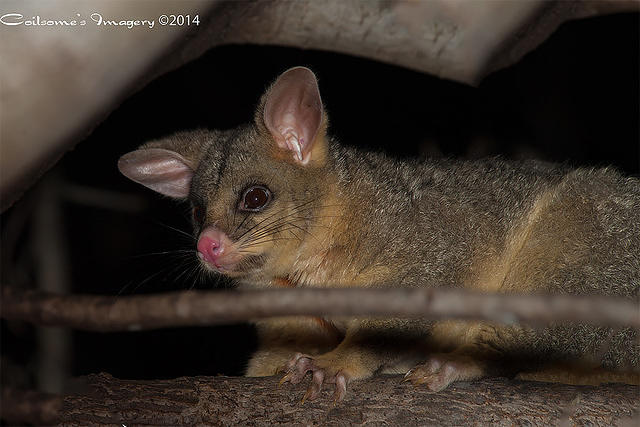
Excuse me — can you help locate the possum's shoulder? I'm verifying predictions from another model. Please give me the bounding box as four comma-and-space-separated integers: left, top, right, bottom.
327, 141, 570, 195
325, 142, 638, 228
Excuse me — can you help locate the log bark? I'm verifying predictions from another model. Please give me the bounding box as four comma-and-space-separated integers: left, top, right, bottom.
3, 374, 639, 425
2, 287, 639, 332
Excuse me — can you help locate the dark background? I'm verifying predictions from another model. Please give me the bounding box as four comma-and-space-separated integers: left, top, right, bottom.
1, 13, 638, 389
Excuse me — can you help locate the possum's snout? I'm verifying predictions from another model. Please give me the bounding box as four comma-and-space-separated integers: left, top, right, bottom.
197, 226, 240, 273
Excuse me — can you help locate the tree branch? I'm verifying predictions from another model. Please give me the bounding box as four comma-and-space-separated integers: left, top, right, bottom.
2, 287, 638, 332
2, 374, 638, 425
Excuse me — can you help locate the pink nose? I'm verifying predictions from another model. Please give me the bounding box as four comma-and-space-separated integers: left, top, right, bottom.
196, 227, 237, 270
197, 236, 222, 265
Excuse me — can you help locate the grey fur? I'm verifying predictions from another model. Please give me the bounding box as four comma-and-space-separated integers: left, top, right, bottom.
123, 69, 640, 386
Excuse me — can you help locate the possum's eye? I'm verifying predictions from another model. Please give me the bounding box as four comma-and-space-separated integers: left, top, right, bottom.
192, 205, 204, 225
239, 185, 271, 212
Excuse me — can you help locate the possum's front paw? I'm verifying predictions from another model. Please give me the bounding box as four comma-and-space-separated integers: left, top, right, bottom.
279, 353, 350, 402
404, 353, 485, 392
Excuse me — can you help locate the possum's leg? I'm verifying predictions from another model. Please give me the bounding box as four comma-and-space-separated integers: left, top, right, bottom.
404, 321, 519, 391
404, 353, 487, 391
279, 318, 429, 401
405, 321, 640, 391
245, 317, 342, 377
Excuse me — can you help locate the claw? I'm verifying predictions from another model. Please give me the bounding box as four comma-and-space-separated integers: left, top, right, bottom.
332, 372, 347, 402
302, 369, 325, 404
278, 373, 292, 387
280, 353, 351, 403
406, 354, 483, 392
301, 388, 311, 405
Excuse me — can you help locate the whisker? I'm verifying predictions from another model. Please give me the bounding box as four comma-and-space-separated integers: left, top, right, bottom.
287, 228, 301, 242
239, 229, 304, 248
175, 259, 201, 287
283, 220, 316, 241
240, 224, 303, 247
237, 202, 342, 249
153, 221, 195, 241
126, 249, 196, 259
233, 211, 252, 236
240, 203, 316, 243
237, 200, 315, 242
120, 266, 171, 296
117, 240, 199, 296
240, 236, 298, 248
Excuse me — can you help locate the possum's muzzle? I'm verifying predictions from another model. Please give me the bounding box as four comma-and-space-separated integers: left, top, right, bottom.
196, 226, 243, 274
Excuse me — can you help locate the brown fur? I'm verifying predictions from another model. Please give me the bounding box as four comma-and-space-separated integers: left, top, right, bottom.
121, 68, 640, 394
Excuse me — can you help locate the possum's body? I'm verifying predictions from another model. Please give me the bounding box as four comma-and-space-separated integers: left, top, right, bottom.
119, 67, 640, 401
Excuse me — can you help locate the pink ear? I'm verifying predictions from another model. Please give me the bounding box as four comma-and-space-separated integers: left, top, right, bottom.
118, 148, 193, 198
263, 67, 323, 165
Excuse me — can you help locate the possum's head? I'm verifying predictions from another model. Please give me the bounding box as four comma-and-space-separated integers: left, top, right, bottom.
118, 67, 332, 280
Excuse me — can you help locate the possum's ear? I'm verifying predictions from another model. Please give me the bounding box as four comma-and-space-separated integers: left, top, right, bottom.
261, 67, 326, 166
118, 148, 193, 198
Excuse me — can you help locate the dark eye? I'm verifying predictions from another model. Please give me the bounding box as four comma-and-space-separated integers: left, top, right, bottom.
240, 185, 271, 212
192, 205, 204, 224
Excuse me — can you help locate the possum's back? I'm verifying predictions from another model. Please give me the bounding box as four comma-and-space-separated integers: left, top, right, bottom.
424, 159, 640, 372
331, 147, 640, 302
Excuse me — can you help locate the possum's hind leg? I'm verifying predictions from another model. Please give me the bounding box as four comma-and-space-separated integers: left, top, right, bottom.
404, 321, 522, 391
405, 322, 640, 391
404, 353, 487, 392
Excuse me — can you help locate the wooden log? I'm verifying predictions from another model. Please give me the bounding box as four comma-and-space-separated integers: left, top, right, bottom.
3, 374, 638, 425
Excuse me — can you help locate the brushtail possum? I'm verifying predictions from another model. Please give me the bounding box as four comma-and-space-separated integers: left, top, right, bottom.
119, 67, 640, 401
